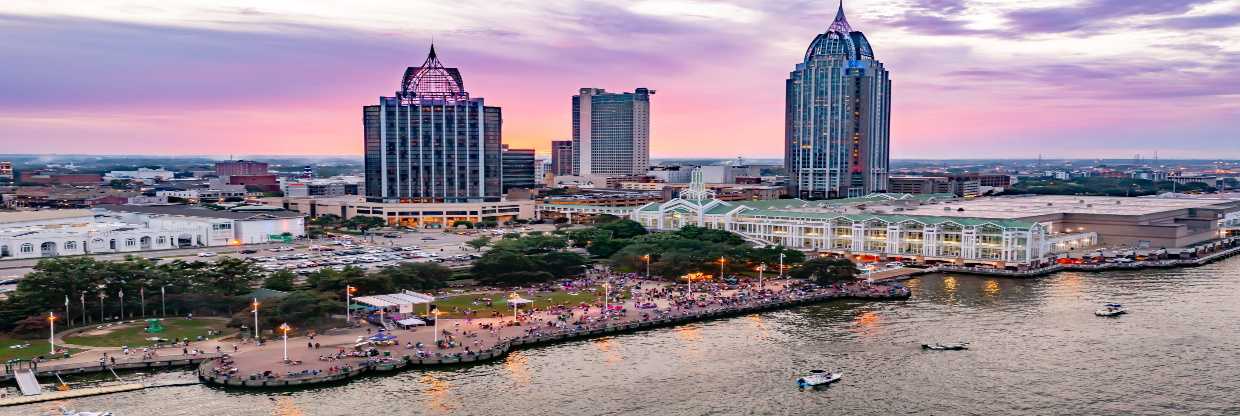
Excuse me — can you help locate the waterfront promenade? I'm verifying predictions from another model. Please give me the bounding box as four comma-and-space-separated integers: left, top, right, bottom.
198, 279, 910, 388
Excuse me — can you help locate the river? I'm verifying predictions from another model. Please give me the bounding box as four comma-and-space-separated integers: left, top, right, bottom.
14, 256, 1240, 416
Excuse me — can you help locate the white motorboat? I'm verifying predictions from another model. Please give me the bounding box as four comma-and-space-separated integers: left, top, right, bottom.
796, 370, 842, 388
61, 408, 113, 416
922, 342, 968, 351
1095, 303, 1127, 317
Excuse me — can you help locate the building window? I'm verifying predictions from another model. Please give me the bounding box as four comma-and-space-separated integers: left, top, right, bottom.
65, 241, 77, 251
157, 236, 166, 245
126, 238, 136, 247
20, 243, 33, 253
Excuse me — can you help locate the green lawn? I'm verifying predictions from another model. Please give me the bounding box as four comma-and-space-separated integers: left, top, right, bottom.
433, 286, 629, 318
0, 338, 82, 362
63, 318, 228, 348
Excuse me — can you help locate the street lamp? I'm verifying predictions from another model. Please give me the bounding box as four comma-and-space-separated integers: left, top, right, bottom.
48, 312, 56, 355
160, 285, 167, 317
251, 298, 260, 341
432, 310, 443, 344
98, 292, 106, 323
719, 256, 727, 278
756, 264, 766, 288
508, 292, 520, 319
345, 285, 357, 323
642, 254, 651, 278
779, 253, 786, 279
602, 282, 611, 317
279, 323, 291, 362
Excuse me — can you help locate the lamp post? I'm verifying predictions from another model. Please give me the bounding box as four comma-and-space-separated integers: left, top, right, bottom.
602, 282, 610, 317
642, 254, 651, 278
756, 264, 766, 288
345, 285, 357, 324
252, 298, 260, 341
140, 287, 145, 317
508, 292, 520, 319
98, 292, 106, 323
160, 285, 167, 317
779, 253, 786, 279
719, 256, 726, 279
48, 312, 56, 355
432, 310, 443, 344
119, 289, 124, 320
279, 323, 291, 362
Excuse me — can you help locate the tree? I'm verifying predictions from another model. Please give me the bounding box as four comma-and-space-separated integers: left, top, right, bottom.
377, 263, 452, 291
311, 214, 342, 228
597, 219, 647, 239
466, 236, 491, 252
594, 214, 621, 224
199, 257, 263, 296
790, 257, 859, 284
540, 251, 588, 279
343, 216, 385, 231
452, 220, 474, 229
263, 270, 296, 292
586, 237, 628, 258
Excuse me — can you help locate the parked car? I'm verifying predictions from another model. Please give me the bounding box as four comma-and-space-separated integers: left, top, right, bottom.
197, 252, 216, 257
240, 249, 258, 254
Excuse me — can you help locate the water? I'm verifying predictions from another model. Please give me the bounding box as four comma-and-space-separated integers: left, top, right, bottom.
14, 257, 1240, 416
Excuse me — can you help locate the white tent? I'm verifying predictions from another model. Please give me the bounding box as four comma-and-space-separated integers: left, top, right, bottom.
396, 317, 426, 326
352, 290, 435, 314
505, 297, 533, 306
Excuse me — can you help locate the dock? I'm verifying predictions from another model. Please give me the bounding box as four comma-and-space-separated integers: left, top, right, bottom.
0, 383, 146, 407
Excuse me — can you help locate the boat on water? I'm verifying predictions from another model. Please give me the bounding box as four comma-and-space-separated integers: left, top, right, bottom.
1095, 303, 1127, 317
61, 408, 113, 416
922, 342, 968, 351
796, 370, 842, 388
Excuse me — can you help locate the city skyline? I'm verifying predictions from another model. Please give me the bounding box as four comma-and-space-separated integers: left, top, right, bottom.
2, 0, 1239, 158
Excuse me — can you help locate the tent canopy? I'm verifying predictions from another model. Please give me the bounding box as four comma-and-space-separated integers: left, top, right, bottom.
397, 318, 426, 326
506, 296, 533, 306
352, 290, 435, 308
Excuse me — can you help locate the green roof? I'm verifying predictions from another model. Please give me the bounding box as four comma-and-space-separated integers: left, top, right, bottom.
738, 208, 1034, 230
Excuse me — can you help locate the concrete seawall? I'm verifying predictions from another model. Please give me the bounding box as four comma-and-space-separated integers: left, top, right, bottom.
197, 289, 909, 389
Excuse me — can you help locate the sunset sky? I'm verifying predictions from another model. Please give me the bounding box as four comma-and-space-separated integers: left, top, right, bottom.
2, 0, 1238, 159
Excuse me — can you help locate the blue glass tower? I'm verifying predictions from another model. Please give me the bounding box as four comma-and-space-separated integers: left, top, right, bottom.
786, 2, 891, 199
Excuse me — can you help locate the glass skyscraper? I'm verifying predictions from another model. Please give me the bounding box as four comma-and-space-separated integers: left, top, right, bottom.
785, 3, 890, 199
364, 45, 502, 203
572, 88, 653, 177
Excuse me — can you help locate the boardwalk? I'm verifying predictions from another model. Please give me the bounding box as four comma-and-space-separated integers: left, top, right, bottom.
200, 279, 910, 388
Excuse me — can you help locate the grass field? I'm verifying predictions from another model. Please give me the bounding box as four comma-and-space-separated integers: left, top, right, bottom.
62, 318, 228, 348
432, 286, 630, 318
0, 338, 82, 362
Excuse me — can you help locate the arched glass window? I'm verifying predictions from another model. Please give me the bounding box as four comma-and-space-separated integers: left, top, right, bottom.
21, 243, 34, 253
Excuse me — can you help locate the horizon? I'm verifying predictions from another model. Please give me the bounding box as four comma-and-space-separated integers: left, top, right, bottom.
2, 1, 1239, 158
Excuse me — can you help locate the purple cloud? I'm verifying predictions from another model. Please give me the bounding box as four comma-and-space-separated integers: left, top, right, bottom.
1004, 0, 1216, 34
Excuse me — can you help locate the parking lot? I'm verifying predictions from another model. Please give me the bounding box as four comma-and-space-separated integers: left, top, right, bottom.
0, 224, 566, 290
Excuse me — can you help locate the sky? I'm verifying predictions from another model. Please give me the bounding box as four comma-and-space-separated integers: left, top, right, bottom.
1, 0, 1238, 159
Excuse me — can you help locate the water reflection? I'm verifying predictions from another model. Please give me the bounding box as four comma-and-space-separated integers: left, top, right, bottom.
850, 311, 881, 336
592, 338, 623, 365
419, 373, 457, 413
503, 351, 531, 385
271, 397, 304, 416
983, 280, 1000, 298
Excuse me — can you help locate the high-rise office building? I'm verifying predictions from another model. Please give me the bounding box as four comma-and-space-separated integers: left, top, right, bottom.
785, 4, 890, 199
550, 140, 574, 176
0, 161, 12, 181
363, 45, 502, 203
572, 88, 653, 177
215, 160, 268, 177
501, 145, 536, 192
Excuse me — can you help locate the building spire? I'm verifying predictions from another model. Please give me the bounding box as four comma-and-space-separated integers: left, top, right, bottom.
829, 0, 853, 33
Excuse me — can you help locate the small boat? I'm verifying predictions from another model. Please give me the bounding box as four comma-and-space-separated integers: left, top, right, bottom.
796, 370, 842, 388
1095, 303, 1127, 317
922, 342, 968, 351
61, 408, 113, 416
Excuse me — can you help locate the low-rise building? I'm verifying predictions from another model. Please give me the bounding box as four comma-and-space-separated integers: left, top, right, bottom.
104, 168, 174, 183
96, 204, 306, 245
266, 196, 535, 228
